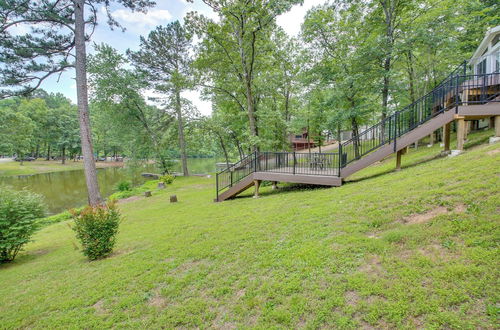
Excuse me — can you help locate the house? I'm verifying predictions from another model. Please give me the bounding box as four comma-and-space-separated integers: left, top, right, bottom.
470, 25, 500, 75
289, 128, 336, 151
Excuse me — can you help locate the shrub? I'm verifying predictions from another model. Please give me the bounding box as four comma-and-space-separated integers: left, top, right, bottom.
71, 201, 120, 260
116, 180, 132, 192
159, 174, 175, 185
0, 187, 45, 262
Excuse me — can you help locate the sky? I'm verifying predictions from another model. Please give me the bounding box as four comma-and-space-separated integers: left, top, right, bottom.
40, 0, 326, 116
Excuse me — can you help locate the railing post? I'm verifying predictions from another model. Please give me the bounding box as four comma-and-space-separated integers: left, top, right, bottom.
216, 173, 219, 201
230, 170, 233, 187
393, 113, 398, 152
455, 74, 460, 113
293, 151, 296, 175
338, 143, 342, 172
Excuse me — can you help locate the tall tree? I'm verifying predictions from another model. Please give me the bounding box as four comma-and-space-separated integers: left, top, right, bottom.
129, 22, 192, 176
188, 0, 302, 152
0, 0, 154, 206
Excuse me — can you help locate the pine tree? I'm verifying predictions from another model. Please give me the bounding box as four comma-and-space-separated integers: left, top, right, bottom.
0, 0, 154, 206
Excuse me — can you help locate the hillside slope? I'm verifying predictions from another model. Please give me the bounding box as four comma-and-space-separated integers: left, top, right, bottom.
1, 129, 499, 328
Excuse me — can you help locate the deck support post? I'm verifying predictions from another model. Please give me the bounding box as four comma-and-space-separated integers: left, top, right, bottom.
253, 180, 261, 198
489, 116, 495, 129
456, 118, 466, 151
395, 148, 405, 171
443, 123, 451, 154
428, 132, 434, 147
495, 116, 500, 137
271, 181, 278, 190
491, 116, 500, 144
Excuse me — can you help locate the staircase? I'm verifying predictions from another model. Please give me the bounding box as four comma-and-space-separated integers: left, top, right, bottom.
215, 62, 500, 202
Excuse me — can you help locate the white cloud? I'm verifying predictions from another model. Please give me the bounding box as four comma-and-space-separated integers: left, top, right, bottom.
277, 0, 327, 36
182, 90, 212, 116
112, 8, 173, 32
143, 89, 212, 116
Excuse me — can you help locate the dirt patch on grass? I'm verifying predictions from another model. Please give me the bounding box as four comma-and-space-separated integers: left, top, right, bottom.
345, 291, 360, 307
148, 294, 167, 308
359, 255, 385, 277
30, 249, 50, 256
92, 299, 108, 315
402, 204, 466, 224
235, 288, 246, 299
417, 243, 460, 262
486, 148, 500, 156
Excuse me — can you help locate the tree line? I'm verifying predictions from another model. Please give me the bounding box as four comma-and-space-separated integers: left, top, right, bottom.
0, 0, 498, 206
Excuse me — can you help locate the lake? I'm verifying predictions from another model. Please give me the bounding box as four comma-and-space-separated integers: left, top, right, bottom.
0, 158, 217, 215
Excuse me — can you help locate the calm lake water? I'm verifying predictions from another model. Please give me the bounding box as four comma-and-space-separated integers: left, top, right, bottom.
0, 158, 217, 215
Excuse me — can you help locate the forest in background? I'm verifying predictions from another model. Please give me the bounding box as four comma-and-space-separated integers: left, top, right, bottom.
1, 0, 498, 175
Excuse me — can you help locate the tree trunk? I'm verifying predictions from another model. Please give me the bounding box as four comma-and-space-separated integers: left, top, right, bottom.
231, 132, 244, 160
245, 79, 258, 152
61, 146, 66, 164
217, 133, 230, 168
237, 29, 259, 153
175, 90, 189, 176
406, 50, 416, 103
46, 144, 51, 161
74, 0, 102, 206
351, 117, 360, 159
380, 0, 395, 121
381, 56, 391, 121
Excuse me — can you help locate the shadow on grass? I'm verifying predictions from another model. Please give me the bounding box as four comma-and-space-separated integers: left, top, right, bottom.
345, 153, 444, 184
232, 182, 331, 200
0, 248, 54, 270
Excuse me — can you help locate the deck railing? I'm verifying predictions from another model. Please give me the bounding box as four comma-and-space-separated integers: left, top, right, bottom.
339, 71, 500, 167
216, 66, 500, 198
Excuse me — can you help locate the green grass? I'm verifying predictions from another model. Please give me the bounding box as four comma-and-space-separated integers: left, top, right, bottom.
0, 160, 122, 177
1, 129, 499, 328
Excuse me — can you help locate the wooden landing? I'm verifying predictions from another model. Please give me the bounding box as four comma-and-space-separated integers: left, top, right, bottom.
216, 171, 342, 202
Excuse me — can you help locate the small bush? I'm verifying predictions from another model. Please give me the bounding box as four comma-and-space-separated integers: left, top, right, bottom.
159, 174, 175, 185
0, 187, 45, 262
71, 201, 120, 260
116, 180, 132, 192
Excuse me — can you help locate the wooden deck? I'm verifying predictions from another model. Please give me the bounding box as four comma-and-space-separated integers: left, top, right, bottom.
216, 94, 500, 202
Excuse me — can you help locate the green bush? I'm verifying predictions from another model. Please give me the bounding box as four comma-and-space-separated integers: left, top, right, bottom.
0, 187, 45, 262
159, 174, 175, 185
116, 180, 132, 192
71, 201, 120, 260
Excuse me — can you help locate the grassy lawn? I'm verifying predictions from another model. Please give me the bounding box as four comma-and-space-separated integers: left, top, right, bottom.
0, 129, 499, 328
0, 159, 123, 177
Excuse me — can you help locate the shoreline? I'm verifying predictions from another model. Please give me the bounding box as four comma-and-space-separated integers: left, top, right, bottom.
0, 160, 125, 178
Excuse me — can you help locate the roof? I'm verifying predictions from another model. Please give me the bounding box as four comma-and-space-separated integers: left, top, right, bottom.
469, 25, 500, 64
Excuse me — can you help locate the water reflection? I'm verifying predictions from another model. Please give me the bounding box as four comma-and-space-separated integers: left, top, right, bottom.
0, 158, 217, 215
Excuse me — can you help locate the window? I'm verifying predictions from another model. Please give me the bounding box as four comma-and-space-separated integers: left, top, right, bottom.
496, 52, 500, 73
477, 59, 487, 75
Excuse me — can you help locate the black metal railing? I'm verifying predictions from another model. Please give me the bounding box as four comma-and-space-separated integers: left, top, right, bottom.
216, 65, 500, 198
216, 152, 257, 193
257, 152, 339, 176
216, 151, 340, 197
339, 71, 500, 167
